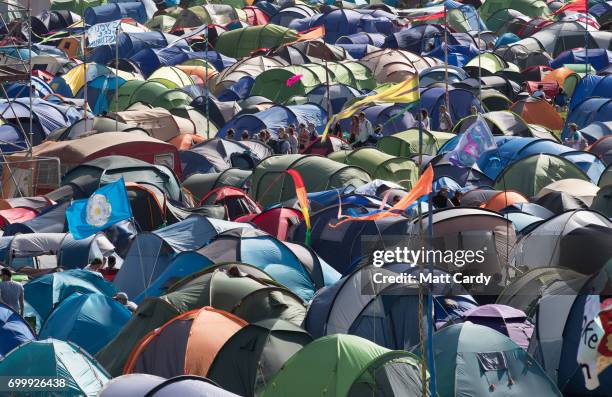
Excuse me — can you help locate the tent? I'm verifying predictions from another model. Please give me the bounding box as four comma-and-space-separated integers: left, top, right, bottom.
510, 97, 564, 131
336, 103, 419, 136
535, 178, 600, 206
97, 264, 306, 376
38, 292, 131, 355
84, 2, 148, 25
329, 148, 418, 189
173, 5, 241, 28
106, 375, 241, 397
215, 24, 298, 58
261, 334, 427, 397
183, 169, 252, 202
270, 5, 317, 27
180, 138, 266, 176
493, 153, 590, 196
510, 209, 612, 275
419, 87, 483, 130
0, 339, 110, 397
591, 184, 612, 216
195, 228, 340, 301
24, 269, 118, 322
208, 318, 312, 397
550, 48, 612, 71
377, 129, 455, 156
235, 207, 303, 241
124, 306, 247, 378
454, 111, 533, 137
359, 48, 440, 83
91, 32, 189, 65
199, 187, 261, 220
414, 322, 562, 397
250, 154, 371, 208
0, 302, 35, 359
210, 56, 287, 96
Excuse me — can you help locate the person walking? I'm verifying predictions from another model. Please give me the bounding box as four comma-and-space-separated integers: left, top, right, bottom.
0, 268, 24, 316
564, 123, 587, 150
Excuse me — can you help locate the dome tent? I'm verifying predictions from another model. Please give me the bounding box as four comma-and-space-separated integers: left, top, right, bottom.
97, 264, 306, 377
0, 339, 110, 397
261, 334, 428, 397
0, 302, 35, 359
207, 319, 313, 397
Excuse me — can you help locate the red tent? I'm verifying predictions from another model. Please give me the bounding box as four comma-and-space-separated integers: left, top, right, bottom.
236, 207, 303, 240
0, 207, 38, 229
200, 186, 261, 220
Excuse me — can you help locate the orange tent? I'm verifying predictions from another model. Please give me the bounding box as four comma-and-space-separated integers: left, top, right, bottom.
124, 307, 246, 377
510, 97, 564, 131
480, 190, 529, 211
176, 65, 218, 85
168, 133, 206, 150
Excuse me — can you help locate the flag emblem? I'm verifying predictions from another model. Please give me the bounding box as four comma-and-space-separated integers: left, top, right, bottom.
86, 194, 112, 227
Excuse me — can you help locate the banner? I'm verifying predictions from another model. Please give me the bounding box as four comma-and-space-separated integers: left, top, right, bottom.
87, 20, 121, 48
286, 170, 311, 245
445, 116, 496, 168
577, 295, 604, 390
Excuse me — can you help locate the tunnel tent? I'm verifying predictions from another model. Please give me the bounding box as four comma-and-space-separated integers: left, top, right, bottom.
215, 24, 299, 59
96, 264, 307, 376
329, 148, 419, 189
207, 318, 313, 397
56, 232, 116, 269
250, 154, 371, 208
261, 334, 427, 397
493, 153, 591, 197
0, 339, 110, 397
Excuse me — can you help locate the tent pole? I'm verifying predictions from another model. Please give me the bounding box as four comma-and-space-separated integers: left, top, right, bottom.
426, 192, 436, 396
82, 31, 88, 121
585, 11, 589, 75
205, 32, 210, 139
27, 0, 32, 154
477, 22, 481, 102
444, 5, 449, 110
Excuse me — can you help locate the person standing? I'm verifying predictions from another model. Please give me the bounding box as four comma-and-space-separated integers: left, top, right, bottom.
438, 105, 453, 132
532, 84, 546, 100
419, 109, 430, 130
287, 127, 298, 154
278, 131, 291, 154
298, 123, 309, 150
307, 122, 319, 141
241, 131, 250, 141
554, 87, 568, 112
357, 112, 373, 146
0, 268, 24, 316
226, 129, 235, 140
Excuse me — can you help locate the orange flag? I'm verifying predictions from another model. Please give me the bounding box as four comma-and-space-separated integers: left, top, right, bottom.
286, 169, 311, 244
291, 26, 326, 44
332, 165, 434, 226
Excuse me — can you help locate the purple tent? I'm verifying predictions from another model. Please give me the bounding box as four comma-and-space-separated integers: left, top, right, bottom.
461, 304, 534, 349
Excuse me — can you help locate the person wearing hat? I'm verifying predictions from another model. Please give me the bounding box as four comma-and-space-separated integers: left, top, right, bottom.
564, 123, 587, 150
113, 292, 137, 313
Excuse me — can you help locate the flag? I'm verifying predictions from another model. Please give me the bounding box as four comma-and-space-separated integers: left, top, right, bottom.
577, 295, 605, 390
332, 165, 434, 226
87, 20, 121, 48
286, 170, 311, 245
66, 178, 133, 240
321, 76, 420, 141
286, 74, 304, 87
445, 116, 496, 168
552, 0, 587, 15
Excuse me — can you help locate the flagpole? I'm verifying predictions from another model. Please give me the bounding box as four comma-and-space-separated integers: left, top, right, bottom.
204, 30, 210, 139
477, 20, 482, 102
426, 192, 436, 396
115, 22, 121, 130
444, 5, 449, 109
82, 32, 88, 121
585, 9, 589, 76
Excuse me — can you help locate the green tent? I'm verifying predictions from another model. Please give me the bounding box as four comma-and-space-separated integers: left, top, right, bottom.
145, 15, 177, 33
261, 334, 428, 397
208, 319, 313, 397
123, 81, 192, 110
148, 66, 195, 89
493, 153, 590, 197
414, 322, 562, 397
173, 5, 240, 28
109, 79, 145, 112
215, 24, 298, 59
591, 184, 612, 217
329, 148, 419, 189
0, 339, 109, 397
251, 64, 331, 103
326, 61, 376, 90
479, 0, 551, 21
184, 169, 252, 201
465, 53, 519, 75
377, 129, 455, 157
249, 154, 371, 208
96, 264, 306, 376
481, 89, 513, 112
599, 164, 612, 187
50, 0, 104, 15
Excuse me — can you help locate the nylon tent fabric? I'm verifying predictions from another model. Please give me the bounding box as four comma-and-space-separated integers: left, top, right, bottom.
493, 153, 591, 197
359, 48, 440, 83
413, 322, 562, 397
479, 0, 551, 20
591, 184, 612, 216
84, 2, 148, 25
209, 56, 287, 96
124, 307, 247, 378
91, 32, 189, 65
96, 265, 307, 377
173, 5, 240, 28
249, 154, 371, 208
0, 339, 110, 397
510, 97, 564, 131
183, 169, 252, 202
24, 269, 118, 322
458, 304, 534, 349
329, 148, 419, 189
50, 0, 102, 16
97, 373, 167, 397
418, 87, 482, 130
377, 129, 454, 156
38, 292, 131, 355
261, 334, 427, 397
535, 178, 600, 206
0, 302, 35, 359
215, 24, 298, 59
142, 375, 241, 397
207, 318, 312, 397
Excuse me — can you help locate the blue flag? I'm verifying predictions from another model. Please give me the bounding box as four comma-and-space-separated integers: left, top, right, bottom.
445, 116, 496, 168
87, 20, 121, 48
66, 178, 133, 240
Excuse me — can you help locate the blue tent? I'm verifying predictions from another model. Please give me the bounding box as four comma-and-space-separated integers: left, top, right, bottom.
270, 5, 316, 27
78, 75, 126, 115
0, 303, 35, 359
218, 104, 327, 138
57, 233, 116, 269
569, 74, 612, 111
0, 339, 110, 396
0, 124, 27, 153
550, 48, 612, 71
84, 2, 148, 25
289, 9, 396, 43
217, 76, 256, 101
383, 24, 447, 53
197, 228, 340, 301
336, 32, 386, 46
90, 32, 189, 65
180, 138, 265, 176
130, 47, 235, 77
560, 151, 606, 183
577, 120, 612, 143
254, 0, 281, 18
24, 269, 118, 322
306, 83, 362, 114
6, 76, 53, 99
417, 87, 482, 130
335, 43, 375, 59
564, 97, 612, 138
113, 215, 248, 300
494, 32, 520, 49
420, 65, 468, 87
3, 202, 68, 236
39, 293, 131, 355
424, 43, 479, 67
